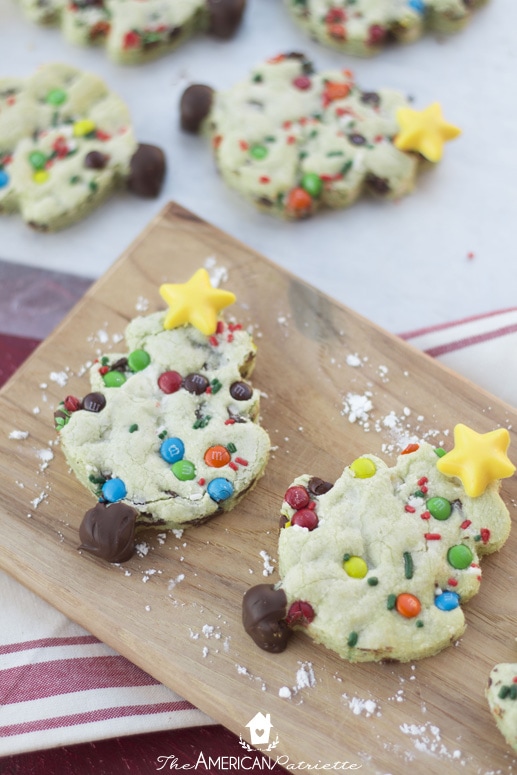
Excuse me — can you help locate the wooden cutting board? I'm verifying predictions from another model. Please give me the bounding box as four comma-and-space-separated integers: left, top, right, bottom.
1, 202, 516, 773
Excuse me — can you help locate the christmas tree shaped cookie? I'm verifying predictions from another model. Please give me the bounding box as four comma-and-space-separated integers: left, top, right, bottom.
15, 0, 245, 65
487, 659, 517, 751
284, 0, 487, 57
54, 270, 270, 562
180, 52, 460, 220
0, 63, 165, 231
243, 426, 513, 661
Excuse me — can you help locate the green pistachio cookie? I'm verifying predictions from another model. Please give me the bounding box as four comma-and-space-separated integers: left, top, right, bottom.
15, 0, 245, 64
243, 434, 513, 661
284, 0, 488, 57
0, 63, 165, 231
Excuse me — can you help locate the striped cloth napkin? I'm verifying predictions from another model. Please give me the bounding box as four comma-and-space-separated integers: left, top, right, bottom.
1, 307, 516, 756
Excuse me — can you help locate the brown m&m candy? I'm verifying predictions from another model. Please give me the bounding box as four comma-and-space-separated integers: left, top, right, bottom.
127, 143, 166, 198
82, 392, 106, 413
229, 381, 253, 401
183, 372, 209, 395
84, 150, 109, 169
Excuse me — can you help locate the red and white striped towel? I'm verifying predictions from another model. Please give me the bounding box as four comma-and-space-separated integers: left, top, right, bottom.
1, 308, 516, 756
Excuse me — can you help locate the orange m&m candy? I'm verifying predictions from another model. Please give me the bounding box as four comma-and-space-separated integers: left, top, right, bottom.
395, 593, 421, 618
204, 445, 231, 468
286, 187, 313, 217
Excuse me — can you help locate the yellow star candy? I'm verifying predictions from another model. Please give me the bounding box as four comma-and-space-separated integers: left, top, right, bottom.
394, 103, 461, 163
159, 268, 236, 336
436, 424, 515, 498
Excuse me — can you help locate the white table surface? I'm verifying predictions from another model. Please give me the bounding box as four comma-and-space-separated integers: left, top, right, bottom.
1, 0, 516, 334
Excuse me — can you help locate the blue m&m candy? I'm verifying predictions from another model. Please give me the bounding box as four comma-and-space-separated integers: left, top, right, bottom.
207, 478, 234, 503
102, 477, 127, 503
435, 590, 460, 611
160, 437, 185, 464
0, 169, 9, 189
408, 0, 425, 12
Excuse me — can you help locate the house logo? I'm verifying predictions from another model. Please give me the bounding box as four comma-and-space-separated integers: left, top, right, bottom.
240, 711, 279, 752
246, 711, 273, 746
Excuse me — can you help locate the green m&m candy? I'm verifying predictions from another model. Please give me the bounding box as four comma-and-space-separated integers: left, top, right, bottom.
28, 151, 47, 170
102, 371, 126, 388
447, 544, 473, 570
172, 459, 196, 481
250, 144, 268, 160
427, 496, 452, 521
301, 172, 323, 198
128, 349, 150, 372
46, 88, 67, 106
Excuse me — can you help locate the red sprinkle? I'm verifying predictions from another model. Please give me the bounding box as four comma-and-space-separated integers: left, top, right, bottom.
209, 335, 219, 347
286, 135, 297, 145
448, 578, 458, 587
239, 140, 249, 151
420, 485, 428, 494
95, 130, 111, 142
259, 176, 271, 184
235, 457, 248, 466
293, 76, 311, 90
460, 519, 472, 530
401, 443, 419, 455
212, 135, 222, 149
307, 501, 316, 511
424, 533, 441, 540
225, 418, 236, 425
216, 321, 224, 334
480, 528, 491, 544
421, 511, 431, 520
198, 478, 206, 486
98, 366, 109, 375
404, 504, 416, 513
228, 461, 238, 471
227, 333, 234, 343
418, 477, 428, 486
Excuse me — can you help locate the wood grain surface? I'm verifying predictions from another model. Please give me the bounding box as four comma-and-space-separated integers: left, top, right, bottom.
0, 202, 516, 774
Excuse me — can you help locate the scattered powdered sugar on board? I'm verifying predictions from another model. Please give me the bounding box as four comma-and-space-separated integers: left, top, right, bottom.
399, 721, 465, 764
278, 661, 316, 701
9, 430, 29, 440
49, 370, 69, 387
342, 392, 373, 428
259, 549, 275, 576
36, 447, 54, 472
343, 694, 381, 718
204, 256, 228, 288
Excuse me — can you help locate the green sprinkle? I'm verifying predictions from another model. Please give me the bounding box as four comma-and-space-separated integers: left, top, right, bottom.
226, 442, 237, 454
252, 74, 263, 83
434, 447, 447, 458
88, 474, 106, 484
210, 378, 222, 394
341, 160, 353, 176
158, 430, 168, 439
101, 356, 109, 366
326, 150, 345, 157
193, 415, 212, 429
347, 631, 358, 648
403, 551, 414, 580
88, 180, 98, 193
511, 684, 517, 700
70, 175, 80, 184
367, 577, 378, 586
416, 620, 424, 628
342, 553, 351, 562
499, 686, 511, 700
474, 534, 482, 542
129, 424, 139, 433
264, 135, 276, 143
387, 594, 397, 610
414, 490, 425, 498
